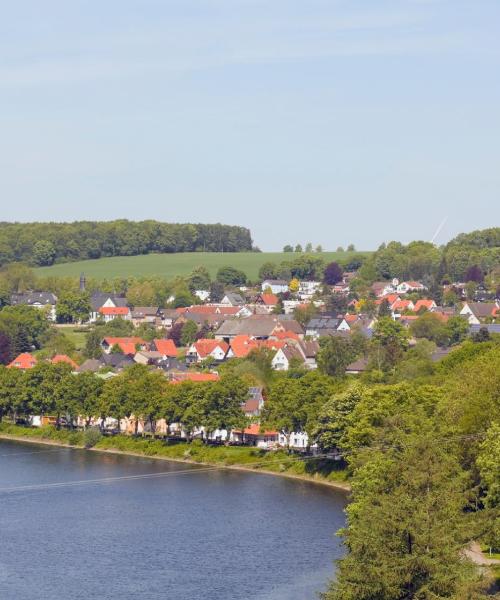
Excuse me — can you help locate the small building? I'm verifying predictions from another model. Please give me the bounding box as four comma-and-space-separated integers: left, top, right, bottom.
186, 339, 230, 364
7, 353, 37, 370
261, 279, 289, 294
460, 302, 499, 325
101, 337, 148, 355
10, 291, 58, 321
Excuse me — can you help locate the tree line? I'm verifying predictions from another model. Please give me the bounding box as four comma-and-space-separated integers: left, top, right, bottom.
0, 220, 254, 267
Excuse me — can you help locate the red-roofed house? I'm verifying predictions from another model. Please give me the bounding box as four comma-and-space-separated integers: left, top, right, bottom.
255, 293, 279, 313
99, 306, 131, 322
8, 353, 37, 370
170, 372, 220, 383
152, 339, 178, 358
414, 299, 437, 313
230, 424, 279, 448
51, 354, 78, 369
391, 299, 415, 314
186, 339, 230, 363
102, 337, 148, 355
396, 281, 426, 294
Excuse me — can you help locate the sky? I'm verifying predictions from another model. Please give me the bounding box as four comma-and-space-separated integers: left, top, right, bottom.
1, 0, 499, 251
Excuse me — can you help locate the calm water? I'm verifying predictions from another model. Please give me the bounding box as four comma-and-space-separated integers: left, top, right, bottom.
0, 440, 347, 600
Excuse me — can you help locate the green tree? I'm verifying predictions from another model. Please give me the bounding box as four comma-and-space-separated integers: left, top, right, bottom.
56, 291, 91, 324
371, 317, 409, 370
317, 336, 356, 378
180, 320, 198, 346
294, 244, 303, 253
84, 329, 104, 359
258, 262, 277, 281
305, 243, 313, 253
32, 240, 56, 266
445, 316, 469, 346
283, 245, 294, 253
216, 266, 247, 286
410, 312, 448, 345
209, 281, 225, 303
201, 376, 248, 441
188, 266, 211, 292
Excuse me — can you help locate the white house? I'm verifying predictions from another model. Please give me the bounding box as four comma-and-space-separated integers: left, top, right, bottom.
460, 301, 499, 325
261, 279, 289, 294
298, 280, 322, 299
186, 339, 230, 364
194, 290, 210, 302
396, 281, 427, 294
271, 345, 305, 371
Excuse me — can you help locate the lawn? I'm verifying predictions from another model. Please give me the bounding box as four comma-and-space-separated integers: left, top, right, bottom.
35, 251, 370, 281
55, 326, 89, 351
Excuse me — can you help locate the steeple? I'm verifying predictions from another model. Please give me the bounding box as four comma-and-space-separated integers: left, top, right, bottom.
80, 272, 86, 292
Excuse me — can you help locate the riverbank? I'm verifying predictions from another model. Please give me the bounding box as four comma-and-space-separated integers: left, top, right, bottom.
0, 425, 351, 492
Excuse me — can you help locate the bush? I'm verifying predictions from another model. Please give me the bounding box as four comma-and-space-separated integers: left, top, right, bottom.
84, 427, 102, 448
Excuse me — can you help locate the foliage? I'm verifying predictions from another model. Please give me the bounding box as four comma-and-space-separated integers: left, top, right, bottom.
317, 336, 358, 378
56, 291, 91, 323
180, 320, 198, 346
83, 427, 102, 448
216, 266, 247, 286
323, 262, 344, 285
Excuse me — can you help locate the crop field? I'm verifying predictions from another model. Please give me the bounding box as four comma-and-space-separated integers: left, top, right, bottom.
35, 251, 370, 281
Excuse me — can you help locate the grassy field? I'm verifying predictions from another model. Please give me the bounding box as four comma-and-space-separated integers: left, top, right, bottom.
35, 251, 370, 281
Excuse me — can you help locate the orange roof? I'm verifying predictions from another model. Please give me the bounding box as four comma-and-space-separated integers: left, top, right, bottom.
230, 335, 285, 358
270, 330, 300, 341
153, 339, 178, 357
103, 337, 146, 355
260, 293, 279, 306
406, 281, 424, 288
8, 353, 37, 370
345, 314, 358, 323
51, 354, 78, 369
99, 306, 129, 316
171, 372, 220, 383
234, 424, 278, 436
378, 294, 400, 305
414, 299, 435, 312
186, 305, 240, 316
192, 339, 229, 358
391, 300, 413, 311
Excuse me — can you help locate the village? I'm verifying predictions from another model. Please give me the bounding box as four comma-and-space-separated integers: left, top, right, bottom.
5, 258, 499, 451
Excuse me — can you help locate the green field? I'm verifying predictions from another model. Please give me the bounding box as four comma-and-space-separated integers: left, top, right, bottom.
35, 251, 370, 281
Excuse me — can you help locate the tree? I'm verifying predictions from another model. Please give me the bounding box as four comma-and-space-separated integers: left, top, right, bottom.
336, 246, 344, 252
216, 266, 247, 286
209, 281, 225, 303
168, 322, 184, 346
201, 376, 248, 440
258, 262, 277, 281
289, 278, 300, 293
56, 291, 91, 324
32, 240, 56, 266
445, 316, 469, 346
347, 244, 355, 252
471, 327, 491, 343
172, 291, 194, 308
0, 330, 12, 365
323, 262, 344, 285
283, 245, 294, 253
317, 336, 356, 378
305, 243, 313, 253
293, 303, 316, 327
180, 320, 198, 346
315, 245, 323, 253
410, 312, 448, 345
465, 265, 484, 284
262, 378, 305, 449
324, 420, 487, 599
378, 298, 392, 317
188, 266, 211, 292
371, 317, 409, 370
294, 244, 303, 253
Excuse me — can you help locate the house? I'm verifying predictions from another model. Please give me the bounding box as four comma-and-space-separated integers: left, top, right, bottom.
391, 299, 415, 314
101, 337, 148, 355
151, 338, 178, 359
255, 293, 279, 313
242, 387, 265, 417
215, 315, 304, 341
160, 309, 180, 329
261, 279, 289, 294
460, 302, 499, 325
413, 299, 437, 313
371, 281, 396, 298
220, 292, 245, 307
90, 292, 128, 321
101, 353, 135, 370
194, 290, 210, 302
298, 280, 322, 298
130, 306, 161, 326
51, 354, 78, 370
271, 345, 305, 371
345, 357, 369, 375
396, 281, 427, 294
7, 353, 37, 370
229, 335, 285, 359
98, 306, 131, 323
169, 372, 220, 383
133, 351, 163, 366
306, 316, 348, 339
186, 339, 230, 364
231, 424, 279, 448
77, 358, 104, 373
10, 291, 58, 321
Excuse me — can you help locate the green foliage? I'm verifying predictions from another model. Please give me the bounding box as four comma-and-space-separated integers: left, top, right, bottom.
317, 336, 358, 378
180, 320, 198, 346
216, 265, 247, 286
187, 266, 211, 291
0, 305, 50, 357
83, 427, 102, 448
56, 291, 91, 323
32, 240, 56, 266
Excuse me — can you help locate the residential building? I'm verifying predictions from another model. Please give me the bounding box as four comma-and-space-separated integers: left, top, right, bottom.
261, 279, 289, 294
10, 291, 58, 321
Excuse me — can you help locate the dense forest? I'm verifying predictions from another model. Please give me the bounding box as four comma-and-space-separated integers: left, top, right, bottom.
0, 221, 254, 267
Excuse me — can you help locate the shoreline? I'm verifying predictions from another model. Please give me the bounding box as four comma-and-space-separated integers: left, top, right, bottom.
0, 432, 351, 493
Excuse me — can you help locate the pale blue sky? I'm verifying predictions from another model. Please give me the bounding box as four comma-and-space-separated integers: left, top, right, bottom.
1, 0, 499, 250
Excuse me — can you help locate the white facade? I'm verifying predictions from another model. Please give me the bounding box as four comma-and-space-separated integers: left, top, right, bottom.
261, 280, 289, 294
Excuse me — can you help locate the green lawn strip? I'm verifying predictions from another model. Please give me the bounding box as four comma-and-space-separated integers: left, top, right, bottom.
35, 251, 370, 281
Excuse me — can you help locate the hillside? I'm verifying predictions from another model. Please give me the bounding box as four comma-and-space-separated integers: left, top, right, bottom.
34, 251, 370, 281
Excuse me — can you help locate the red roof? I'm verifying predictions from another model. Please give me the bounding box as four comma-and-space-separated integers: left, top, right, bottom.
259, 293, 279, 306
153, 339, 178, 357
345, 314, 359, 323
234, 424, 278, 436
185, 305, 240, 316
192, 339, 229, 358
270, 330, 300, 341
8, 353, 37, 370
171, 372, 220, 383
51, 354, 78, 369
103, 337, 147, 355
413, 299, 435, 312
230, 335, 285, 359
391, 300, 414, 311
99, 306, 130, 316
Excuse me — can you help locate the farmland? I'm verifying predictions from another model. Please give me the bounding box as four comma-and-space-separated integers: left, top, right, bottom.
35, 251, 370, 281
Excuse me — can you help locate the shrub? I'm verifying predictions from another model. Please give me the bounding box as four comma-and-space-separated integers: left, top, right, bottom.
84, 427, 102, 448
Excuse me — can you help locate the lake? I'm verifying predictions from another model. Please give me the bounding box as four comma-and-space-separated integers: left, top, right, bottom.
0, 440, 347, 600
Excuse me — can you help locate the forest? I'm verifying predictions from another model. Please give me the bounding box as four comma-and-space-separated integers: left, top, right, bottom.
0, 220, 254, 266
